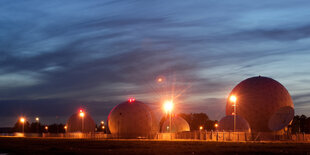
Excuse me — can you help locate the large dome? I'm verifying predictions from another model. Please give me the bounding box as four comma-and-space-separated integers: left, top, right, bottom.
218, 115, 251, 132
67, 111, 96, 133
108, 99, 159, 138
226, 76, 294, 132
161, 115, 190, 133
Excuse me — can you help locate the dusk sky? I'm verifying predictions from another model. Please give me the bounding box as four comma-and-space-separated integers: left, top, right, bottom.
1, 0, 310, 127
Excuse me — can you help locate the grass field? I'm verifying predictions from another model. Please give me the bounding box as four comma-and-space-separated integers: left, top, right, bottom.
0, 137, 310, 154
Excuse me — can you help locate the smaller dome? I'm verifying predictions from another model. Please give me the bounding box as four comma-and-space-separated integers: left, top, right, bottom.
161, 116, 190, 133
218, 115, 251, 132
108, 100, 157, 138
67, 111, 96, 133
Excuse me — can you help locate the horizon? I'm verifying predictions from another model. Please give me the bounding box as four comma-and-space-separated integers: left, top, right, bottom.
1, 1, 310, 127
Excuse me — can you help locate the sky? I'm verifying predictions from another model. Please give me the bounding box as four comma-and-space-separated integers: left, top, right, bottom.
0, 0, 310, 127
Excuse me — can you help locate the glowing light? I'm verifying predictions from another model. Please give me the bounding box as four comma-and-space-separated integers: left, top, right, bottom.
79, 109, 83, 113
163, 100, 173, 113
128, 98, 135, 103
45, 126, 48, 130
64, 125, 67, 129
101, 121, 104, 125
102, 126, 105, 129
79, 112, 85, 117
214, 123, 219, 128
199, 126, 203, 130
35, 117, 39, 121
157, 78, 163, 82
156, 76, 165, 83
20, 117, 25, 123
229, 95, 237, 103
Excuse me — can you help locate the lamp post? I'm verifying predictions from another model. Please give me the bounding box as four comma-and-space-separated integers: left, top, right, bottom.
79, 110, 85, 133
163, 100, 173, 134
199, 126, 203, 131
230, 95, 237, 133
35, 117, 39, 133
20, 117, 25, 133
45, 126, 48, 132
64, 125, 67, 133
214, 123, 218, 130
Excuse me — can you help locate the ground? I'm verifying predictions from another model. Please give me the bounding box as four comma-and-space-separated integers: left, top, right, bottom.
0, 137, 310, 154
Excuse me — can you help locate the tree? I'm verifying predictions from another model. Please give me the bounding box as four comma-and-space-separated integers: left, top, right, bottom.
159, 112, 218, 131
289, 115, 309, 134
46, 124, 65, 133
12, 121, 30, 133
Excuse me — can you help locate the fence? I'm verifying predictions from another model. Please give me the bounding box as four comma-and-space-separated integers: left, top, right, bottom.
2, 132, 310, 142
157, 131, 310, 142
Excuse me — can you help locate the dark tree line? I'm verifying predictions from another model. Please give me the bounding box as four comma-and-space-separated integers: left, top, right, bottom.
12, 121, 66, 133
11, 120, 108, 133
289, 115, 310, 134
159, 113, 218, 131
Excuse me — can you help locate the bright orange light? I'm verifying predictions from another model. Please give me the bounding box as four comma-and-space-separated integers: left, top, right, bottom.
79, 112, 85, 117
229, 95, 237, 103
64, 125, 67, 129
20, 117, 25, 123
156, 76, 165, 83
163, 100, 173, 113
199, 126, 203, 130
214, 123, 218, 128
35, 117, 39, 121
45, 126, 48, 130
101, 121, 104, 125
128, 98, 135, 103
157, 78, 163, 82
102, 126, 105, 129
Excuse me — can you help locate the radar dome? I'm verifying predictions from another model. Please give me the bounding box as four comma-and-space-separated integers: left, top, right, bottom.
108, 99, 159, 138
226, 76, 294, 132
67, 110, 96, 133
218, 115, 251, 132
161, 115, 190, 133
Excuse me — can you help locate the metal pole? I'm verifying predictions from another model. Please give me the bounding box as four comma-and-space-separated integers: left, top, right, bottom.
82, 117, 84, 133
234, 101, 236, 133
170, 111, 172, 140
234, 101, 236, 141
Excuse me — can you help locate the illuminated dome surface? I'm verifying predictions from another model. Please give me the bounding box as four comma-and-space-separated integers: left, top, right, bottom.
108, 100, 159, 138
226, 76, 294, 132
67, 112, 96, 133
161, 116, 190, 133
218, 115, 251, 132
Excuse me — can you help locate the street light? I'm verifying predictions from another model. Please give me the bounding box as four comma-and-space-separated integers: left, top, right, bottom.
199, 126, 203, 130
79, 109, 85, 132
35, 117, 39, 133
64, 125, 67, 133
214, 123, 219, 130
229, 95, 237, 133
20, 117, 25, 133
163, 100, 173, 134
101, 121, 104, 125
45, 126, 48, 132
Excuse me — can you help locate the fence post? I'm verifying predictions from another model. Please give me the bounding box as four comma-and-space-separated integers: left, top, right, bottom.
303, 132, 305, 141
237, 132, 239, 141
